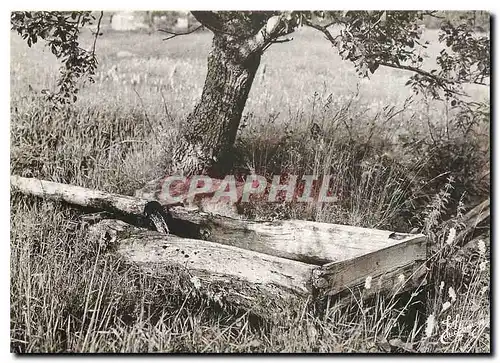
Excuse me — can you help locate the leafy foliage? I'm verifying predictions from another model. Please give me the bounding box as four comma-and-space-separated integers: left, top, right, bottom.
11, 10, 489, 113
438, 19, 490, 85
11, 11, 102, 105
299, 11, 489, 103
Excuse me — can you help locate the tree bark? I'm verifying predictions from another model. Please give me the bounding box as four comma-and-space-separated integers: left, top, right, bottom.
171, 11, 296, 177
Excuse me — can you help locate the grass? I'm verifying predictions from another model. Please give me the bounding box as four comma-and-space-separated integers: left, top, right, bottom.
10, 23, 490, 353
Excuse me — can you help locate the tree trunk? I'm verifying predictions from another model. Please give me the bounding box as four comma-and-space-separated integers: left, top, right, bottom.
169, 11, 297, 176
172, 34, 261, 177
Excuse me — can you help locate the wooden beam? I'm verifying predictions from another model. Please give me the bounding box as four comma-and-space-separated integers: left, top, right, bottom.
11, 175, 426, 266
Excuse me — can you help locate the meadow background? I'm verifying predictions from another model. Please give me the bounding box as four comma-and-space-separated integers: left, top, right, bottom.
10, 13, 490, 352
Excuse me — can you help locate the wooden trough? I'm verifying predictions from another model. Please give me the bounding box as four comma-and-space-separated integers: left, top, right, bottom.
11, 175, 428, 317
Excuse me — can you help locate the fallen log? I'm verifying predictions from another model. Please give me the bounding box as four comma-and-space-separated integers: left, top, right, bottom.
11, 175, 426, 267
11, 174, 147, 218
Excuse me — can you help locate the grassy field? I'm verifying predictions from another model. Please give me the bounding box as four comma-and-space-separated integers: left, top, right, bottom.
10, 24, 490, 353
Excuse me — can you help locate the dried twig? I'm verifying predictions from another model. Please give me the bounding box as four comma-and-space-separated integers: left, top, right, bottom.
262, 37, 293, 52
91, 11, 104, 57
158, 25, 204, 41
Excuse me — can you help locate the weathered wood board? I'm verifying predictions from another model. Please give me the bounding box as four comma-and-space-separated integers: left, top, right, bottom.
11, 175, 428, 316
89, 219, 315, 318
312, 236, 427, 297
11, 175, 427, 265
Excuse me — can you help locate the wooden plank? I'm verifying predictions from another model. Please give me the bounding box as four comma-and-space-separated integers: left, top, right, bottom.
89, 219, 315, 318
11, 175, 426, 266
312, 235, 427, 297
330, 261, 428, 308
187, 217, 427, 265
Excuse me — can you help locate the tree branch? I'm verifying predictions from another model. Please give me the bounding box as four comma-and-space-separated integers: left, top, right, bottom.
304, 18, 340, 45
243, 14, 296, 57
304, 18, 484, 96
262, 37, 293, 52
91, 11, 103, 57
190, 11, 223, 33
376, 61, 466, 96
271, 37, 293, 44
158, 25, 204, 41
421, 10, 445, 19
